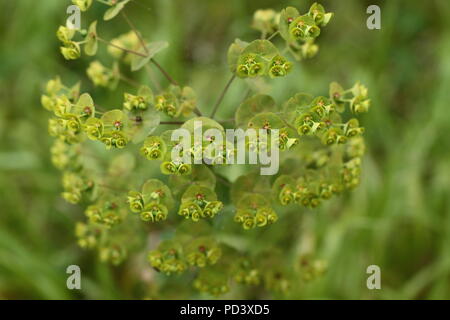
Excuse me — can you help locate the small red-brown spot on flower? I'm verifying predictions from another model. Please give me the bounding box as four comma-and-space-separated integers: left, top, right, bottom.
156, 189, 164, 197
196, 193, 204, 200
198, 246, 206, 253
114, 121, 122, 128
287, 17, 293, 23
84, 106, 92, 115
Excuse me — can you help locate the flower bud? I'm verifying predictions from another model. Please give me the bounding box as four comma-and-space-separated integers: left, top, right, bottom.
60, 42, 81, 60
72, 0, 93, 12
56, 26, 75, 44
127, 191, 144, 213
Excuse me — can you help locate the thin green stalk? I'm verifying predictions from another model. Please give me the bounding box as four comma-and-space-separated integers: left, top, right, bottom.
210, 74, 236, 119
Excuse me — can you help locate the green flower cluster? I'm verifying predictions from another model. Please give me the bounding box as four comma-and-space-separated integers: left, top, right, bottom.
140, 136, 166, 160
96, 110, 131, 149
160, 161, 192, 176
41, 78, 90, 144
123, 86, 152, 111
251, 9, 279, 36
184, 237, 222, 268
154, 85, 197, 118
86, 61, 119, 88
178, 185, 223, 222
273, 174, 338, 209
143, 220, 329, 296
234, 194, 278, 230
99, 244, 127, 266
107, 31, 139, 62
244, 113, 299, 153
75, 222, 100, 249
75, 196, 136, 266
147, 224, 223, 276
85, 200, 122, 228
148, 244, 187, 275
341, 140, 364, 189
50, 139, 80, 170
297, 254, 328, 282
290, 82, 369, 147
279, 4, 333, 60
41, 1, 368, 298
231, 258, 261, 286
234, 40, 293, 79
57, 26, 80, 60
57, 20, 98, 60
139, 130, 193, 176
193, 268, 230, 296
61, 171, 94, 204
127, 179, 174, 222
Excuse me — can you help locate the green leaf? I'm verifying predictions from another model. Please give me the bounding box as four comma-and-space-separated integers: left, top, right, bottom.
84, 21, 98, 56
169, 165, 216, 196
142, 179, 174, 209
227, 39, 249, 73
271, 175, 296, 196
247, 112, 285, 129
131, 41, 169, 71
279, 7, 300, 42
235, 94, 278, 128
68, 82, 81, 101
236, 193, 270, 209
241, 39, 279, 60
181, 117, 224, 134
329, 82, 345, 112
283, 93, 313, 124
323, 13, 334, 26
131, 110, 160, 144
160, 130, 180, 150
138, 85, 153, 101
182, 185, 217, 203
101, 109, 126, 129
230, 172, 271, 204
108, 152, 135, 176
74, 93, 95, 118
103, 0, 130, 21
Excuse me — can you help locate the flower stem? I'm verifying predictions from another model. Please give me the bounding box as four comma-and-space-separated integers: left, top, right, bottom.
210, 74, 236, 119
97, 37, 147, 57
160, 121, 185, 125
121, 11, 149, 55
150, 58, 179, 86
120, 74, 140, 87
121, 11, 181, 87
267, 31, 280, 41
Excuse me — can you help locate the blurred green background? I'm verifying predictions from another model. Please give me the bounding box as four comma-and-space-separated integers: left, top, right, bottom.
0, 0, 449, 299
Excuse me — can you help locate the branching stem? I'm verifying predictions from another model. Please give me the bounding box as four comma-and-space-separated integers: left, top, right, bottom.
97, 37, 146, 57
